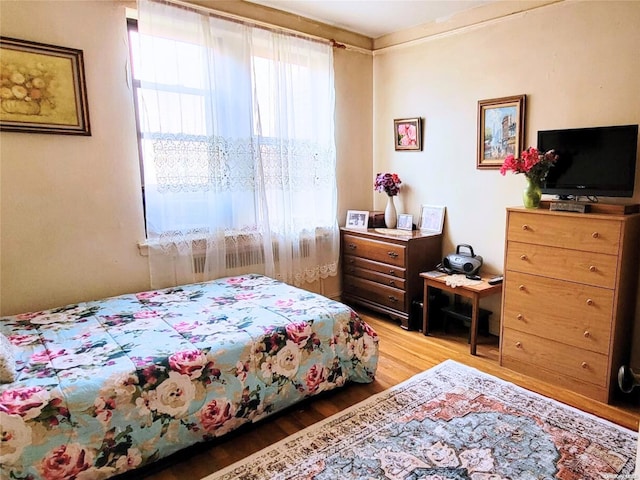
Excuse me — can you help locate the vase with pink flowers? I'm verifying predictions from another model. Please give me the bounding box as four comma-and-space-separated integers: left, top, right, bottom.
374, 172, 402, 228
500, 147, 558, 208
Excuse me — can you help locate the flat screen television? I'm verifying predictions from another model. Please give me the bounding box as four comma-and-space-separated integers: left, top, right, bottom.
538, 124, 638, 198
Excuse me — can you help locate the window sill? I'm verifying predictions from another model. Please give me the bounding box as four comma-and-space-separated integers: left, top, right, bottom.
137, 228, 333, 257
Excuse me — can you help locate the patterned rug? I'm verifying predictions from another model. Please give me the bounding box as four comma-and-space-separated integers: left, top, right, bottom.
204, 360, 637, 480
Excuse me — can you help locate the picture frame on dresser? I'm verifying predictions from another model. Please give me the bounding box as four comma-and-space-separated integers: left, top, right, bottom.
346, 210, 369, 229
397, 214, 413, 230
419, 205, 446, 233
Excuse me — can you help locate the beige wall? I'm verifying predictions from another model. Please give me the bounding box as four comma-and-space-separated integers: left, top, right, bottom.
0, 0, 373, 314
1, 1, 149, 314
373, 0, 640, 359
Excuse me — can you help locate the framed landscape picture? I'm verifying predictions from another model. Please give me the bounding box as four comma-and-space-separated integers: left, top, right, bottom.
477, 95, 525, 169
0, 36, 91, 135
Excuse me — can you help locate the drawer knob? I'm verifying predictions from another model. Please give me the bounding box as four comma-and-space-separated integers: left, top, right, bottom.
389, 269, 396, 276
518, 284, 526, 291
387, 251, 399, 258
347, 243, 357, 250
522, 224, 529, 231
583, 330, 590, 338
515, 341, 522, 348
388, 295, 398, 303
586, 298, 594, 306
592, 232, 599, 239
516, 313, 524, 321
520, 254, 528, 261
589, 265, 597, 272
581, 361, 588, 369
389, 280, 396, 286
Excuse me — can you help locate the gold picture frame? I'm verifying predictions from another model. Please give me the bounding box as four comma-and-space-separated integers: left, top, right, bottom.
394, 117, 422, 151
0, 36, 91, 135
477, 95, 525, 169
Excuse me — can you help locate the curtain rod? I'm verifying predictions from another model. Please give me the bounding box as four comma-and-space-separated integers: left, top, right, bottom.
141, 0, 369, 54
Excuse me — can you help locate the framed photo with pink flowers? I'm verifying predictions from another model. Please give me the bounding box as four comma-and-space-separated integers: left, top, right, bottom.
477, 95, 525, 169
394, 117, 422, 151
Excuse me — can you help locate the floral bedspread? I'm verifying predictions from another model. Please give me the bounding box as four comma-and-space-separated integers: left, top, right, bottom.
0, 274, 379, 480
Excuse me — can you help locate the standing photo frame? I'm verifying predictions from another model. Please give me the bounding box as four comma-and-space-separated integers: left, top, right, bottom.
345, 210, 369, 229
0, 36, 91, 135
419, 205, 446, 234
397, 214, 413, 231
394, 117, 422, 151
477, 95, 525, 169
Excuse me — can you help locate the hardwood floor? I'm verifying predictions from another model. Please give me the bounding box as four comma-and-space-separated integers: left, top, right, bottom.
137, 309, 640, 480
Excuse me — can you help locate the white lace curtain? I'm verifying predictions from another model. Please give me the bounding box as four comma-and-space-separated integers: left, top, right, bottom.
135, 0, 339, 288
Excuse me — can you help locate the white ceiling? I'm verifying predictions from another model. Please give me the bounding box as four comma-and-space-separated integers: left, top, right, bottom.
245, 0, 492, 38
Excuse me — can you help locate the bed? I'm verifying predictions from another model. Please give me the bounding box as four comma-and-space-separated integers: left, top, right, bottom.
0, 274, 379, 480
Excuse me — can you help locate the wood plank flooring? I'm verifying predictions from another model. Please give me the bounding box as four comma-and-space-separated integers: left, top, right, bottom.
136, 309, 640, 480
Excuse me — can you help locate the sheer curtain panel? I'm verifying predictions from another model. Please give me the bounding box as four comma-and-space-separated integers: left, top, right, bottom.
134, 0, 339, 288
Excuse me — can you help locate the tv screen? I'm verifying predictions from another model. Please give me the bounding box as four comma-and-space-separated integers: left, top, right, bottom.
538, 124, 638, 198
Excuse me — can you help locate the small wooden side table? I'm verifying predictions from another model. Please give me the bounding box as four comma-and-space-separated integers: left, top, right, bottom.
420, 272, 503, 355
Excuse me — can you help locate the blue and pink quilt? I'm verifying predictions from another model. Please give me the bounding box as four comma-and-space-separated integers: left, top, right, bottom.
0, 274, 378, 479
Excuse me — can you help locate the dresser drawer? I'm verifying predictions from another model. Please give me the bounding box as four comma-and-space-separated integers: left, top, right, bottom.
343, 275, 405, 311
507, 211, 621, 255
343, 255, 407, 279
506, 241, 618, 288
502, 271, 612, 354
343, 263, 406, 289
342, 234, 406, 268
501, 328, 608, 387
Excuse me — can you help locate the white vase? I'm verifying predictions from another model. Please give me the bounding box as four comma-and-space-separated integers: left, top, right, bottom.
384, 195, 397, 228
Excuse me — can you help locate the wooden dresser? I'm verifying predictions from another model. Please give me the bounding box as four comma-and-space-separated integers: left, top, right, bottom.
500, 207, 640, 403
341, 228, 442, 330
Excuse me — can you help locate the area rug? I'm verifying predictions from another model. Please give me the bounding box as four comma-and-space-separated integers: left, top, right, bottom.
204, 360, 638, 480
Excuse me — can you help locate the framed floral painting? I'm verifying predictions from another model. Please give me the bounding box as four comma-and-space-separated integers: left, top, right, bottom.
394, 117, 422, 151
477, 95, 525, 169
0, 36, 91, 135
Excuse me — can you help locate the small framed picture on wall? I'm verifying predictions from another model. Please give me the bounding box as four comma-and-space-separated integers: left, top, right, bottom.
393, 117, 422, 151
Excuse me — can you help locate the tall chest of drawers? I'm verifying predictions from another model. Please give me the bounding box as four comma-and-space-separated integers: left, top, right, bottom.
341, 228, 442, 330
500, 207, 640, 403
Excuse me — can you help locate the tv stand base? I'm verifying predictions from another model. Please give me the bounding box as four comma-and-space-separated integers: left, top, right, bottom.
549, 201, 590, 213
540, 200, 640, 215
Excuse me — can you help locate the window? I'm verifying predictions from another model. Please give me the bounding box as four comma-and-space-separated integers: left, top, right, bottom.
127, 1, 338, 288
127, 18, 337, 237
